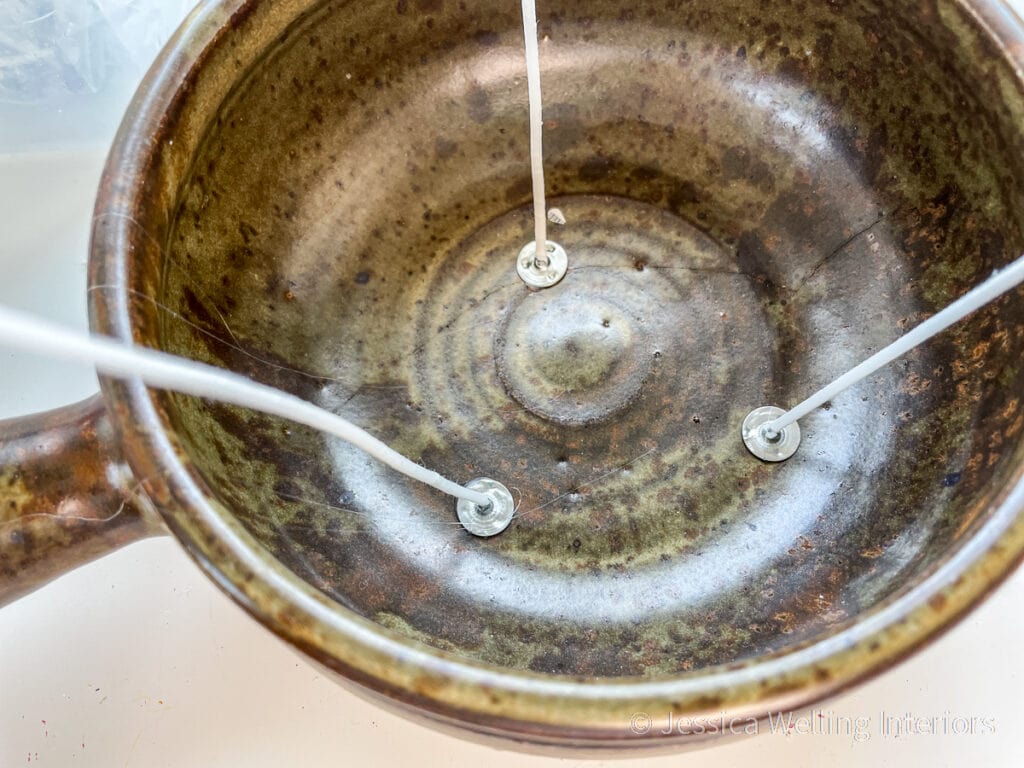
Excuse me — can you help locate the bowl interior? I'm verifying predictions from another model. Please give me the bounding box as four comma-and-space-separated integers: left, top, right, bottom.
151, 0, 1024, 677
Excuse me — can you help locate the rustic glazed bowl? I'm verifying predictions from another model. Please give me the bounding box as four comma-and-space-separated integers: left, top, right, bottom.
4, 0, 1024, 751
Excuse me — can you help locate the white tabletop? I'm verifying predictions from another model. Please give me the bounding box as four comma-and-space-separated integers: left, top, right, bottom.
2, 9, 1024, 768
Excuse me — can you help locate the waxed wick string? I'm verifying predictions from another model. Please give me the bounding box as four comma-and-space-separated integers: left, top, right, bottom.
0, 304, 492, 509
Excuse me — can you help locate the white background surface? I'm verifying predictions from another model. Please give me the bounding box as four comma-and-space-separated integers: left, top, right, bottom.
2, 5, 1024, 767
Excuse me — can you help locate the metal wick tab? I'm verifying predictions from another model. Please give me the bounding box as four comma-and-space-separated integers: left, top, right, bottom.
741, 406, 801, 462
456, 477, 515, 536
517, 240, 568, 289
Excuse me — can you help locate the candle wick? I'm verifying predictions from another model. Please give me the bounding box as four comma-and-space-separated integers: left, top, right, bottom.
743, 253, 1024, 461
516, 0, 567, 289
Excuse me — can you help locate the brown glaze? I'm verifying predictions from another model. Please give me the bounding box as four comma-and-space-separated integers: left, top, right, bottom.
0, 0, 1023, 751
125, 0, 1024, 681
0, 396, 162, 604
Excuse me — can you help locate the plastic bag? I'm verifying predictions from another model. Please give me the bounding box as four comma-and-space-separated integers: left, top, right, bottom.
0, 0, 194, 105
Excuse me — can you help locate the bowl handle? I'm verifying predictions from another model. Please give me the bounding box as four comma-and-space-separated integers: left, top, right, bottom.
0, 394, 165, 606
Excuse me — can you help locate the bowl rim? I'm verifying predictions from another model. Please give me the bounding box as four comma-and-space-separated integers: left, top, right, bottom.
88, 0, 1024, 747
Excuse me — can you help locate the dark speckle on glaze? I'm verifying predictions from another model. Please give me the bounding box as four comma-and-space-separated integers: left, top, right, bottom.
474, 29, 500, 47
433, 137, 458, 159
465, 85, 493, 123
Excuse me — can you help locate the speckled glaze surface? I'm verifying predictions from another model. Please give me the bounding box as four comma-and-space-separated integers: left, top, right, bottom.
0, 397, 161, 603
5, 0, 1024, 751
